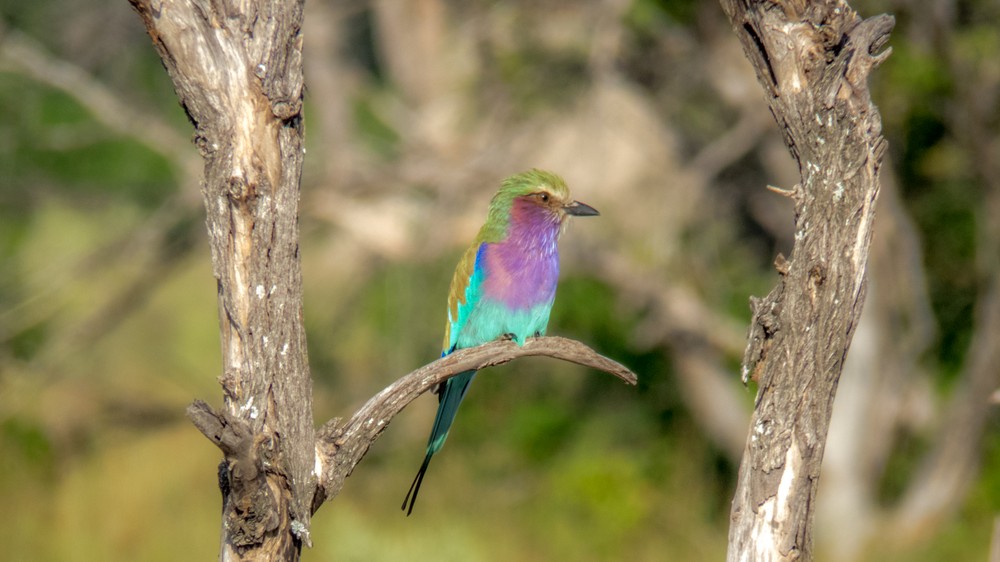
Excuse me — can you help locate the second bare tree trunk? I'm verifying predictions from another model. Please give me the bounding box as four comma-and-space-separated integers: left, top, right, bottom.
719, 1, 893, 559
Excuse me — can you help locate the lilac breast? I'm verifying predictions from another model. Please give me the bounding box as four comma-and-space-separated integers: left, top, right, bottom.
479, 202, 561, 310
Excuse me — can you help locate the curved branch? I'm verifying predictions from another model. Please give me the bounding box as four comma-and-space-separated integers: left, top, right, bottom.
312, 336, 637, 508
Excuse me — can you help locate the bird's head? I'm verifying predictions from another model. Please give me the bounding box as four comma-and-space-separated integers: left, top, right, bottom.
486, 169, 599, 234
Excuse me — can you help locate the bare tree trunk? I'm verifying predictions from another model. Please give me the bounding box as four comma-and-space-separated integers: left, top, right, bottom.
129, 1, 313, 559
718, 1, 893, 560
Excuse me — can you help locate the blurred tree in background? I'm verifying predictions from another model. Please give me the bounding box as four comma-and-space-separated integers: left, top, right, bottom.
0, 0, 997, 560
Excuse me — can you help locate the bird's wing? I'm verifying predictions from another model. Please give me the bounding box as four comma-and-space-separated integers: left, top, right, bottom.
442, 242, 487, 354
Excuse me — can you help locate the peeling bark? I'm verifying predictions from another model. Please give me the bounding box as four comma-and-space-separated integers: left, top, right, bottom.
718, 1, 893, 559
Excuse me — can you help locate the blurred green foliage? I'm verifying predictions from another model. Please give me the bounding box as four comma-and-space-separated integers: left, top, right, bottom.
881, 40, 978, 378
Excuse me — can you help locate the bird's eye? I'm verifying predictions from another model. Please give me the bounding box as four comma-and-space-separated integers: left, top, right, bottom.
540, 193, 549, 202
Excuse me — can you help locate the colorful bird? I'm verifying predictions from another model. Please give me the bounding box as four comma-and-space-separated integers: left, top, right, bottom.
402, 169, 599, 515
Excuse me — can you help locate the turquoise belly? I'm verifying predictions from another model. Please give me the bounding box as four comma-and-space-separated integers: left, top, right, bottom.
454, 297, 552, 349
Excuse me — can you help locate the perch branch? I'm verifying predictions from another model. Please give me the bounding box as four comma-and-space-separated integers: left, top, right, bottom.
312, 336, 636, 507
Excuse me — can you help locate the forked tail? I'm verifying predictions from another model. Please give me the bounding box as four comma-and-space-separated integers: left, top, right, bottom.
402, 452, 432, 515
402, 370, 477, 515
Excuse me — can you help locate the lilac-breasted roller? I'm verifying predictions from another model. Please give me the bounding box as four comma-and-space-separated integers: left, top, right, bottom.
402, 169, 599, 515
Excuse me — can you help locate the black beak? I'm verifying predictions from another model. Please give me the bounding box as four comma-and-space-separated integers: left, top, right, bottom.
564, 200, 600, 217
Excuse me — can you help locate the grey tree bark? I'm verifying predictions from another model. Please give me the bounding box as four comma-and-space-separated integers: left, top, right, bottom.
718, 1, 893, 560
129, 0, 313, 559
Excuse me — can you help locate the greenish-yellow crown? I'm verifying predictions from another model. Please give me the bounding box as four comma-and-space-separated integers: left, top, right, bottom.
477, 169, 570, 243
498, 169, 569, 200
